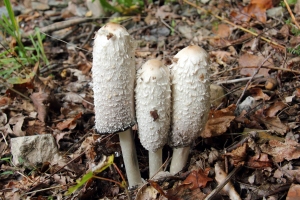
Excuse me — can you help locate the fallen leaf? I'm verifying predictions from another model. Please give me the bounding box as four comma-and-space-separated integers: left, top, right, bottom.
246, 153, 272, 168
56, 112, 82, 130
0, 111, 7, 126
225, 143, 247, 166
75, 134, 101, 161
148, 180, 168, 198
265, 101, 286, 117
249, 88, 270, 100
30, 92, 49, 122
215, 162, 241, 199
212, 24, 232, 38
239, 53, 272, 77
155, 5, 179, 19
294, 88, 300, 97
0, 96, 11, 107
287, 184, 300, 200
8, 114, 26, 136
182, 168, 213, 189
261, 139, 300, 162
230, 0, 273, 23
259, 116, 288, 135
201, 105, 236, 138
136, 184, 159, 200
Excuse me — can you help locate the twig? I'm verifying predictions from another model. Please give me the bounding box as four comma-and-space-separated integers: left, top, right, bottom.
283, 0, 300, 30
183, 0, 285, 50
39, 32, 90, 53
80, 24, 97, 49
113, 163, 132, 200
0, 78, 31, 101
22, 17, 99, 37
205, 164, 242, 200
25, 152, 86, 193
160, 17, 181, 35
235, 52, 274, 106
25, 184, 74, 195
215, 75, 264, 85
149, 153, 171, 180
0, 131, 8, 146
272, 158, 294, 181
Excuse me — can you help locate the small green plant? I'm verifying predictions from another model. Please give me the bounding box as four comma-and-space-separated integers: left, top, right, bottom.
280, 0, 297, 7
170, 19, 176, 35
0, 156, 14, 176
287, 45, 300, 55
0, 0, 49, 82
66, 155, 128, 195
97, 0, 144, 15
285, 18, 300, 36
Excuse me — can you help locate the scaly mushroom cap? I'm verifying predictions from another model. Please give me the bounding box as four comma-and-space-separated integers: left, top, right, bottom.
169, 45, 210, 147
135, 59, 171, 152
92, 23, 136, 133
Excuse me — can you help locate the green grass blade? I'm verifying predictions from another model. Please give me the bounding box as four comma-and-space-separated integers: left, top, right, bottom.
65, 171, 93, 195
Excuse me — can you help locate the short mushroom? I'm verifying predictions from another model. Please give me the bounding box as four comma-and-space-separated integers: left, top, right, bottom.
169, 45, 210, 174
135, 59, 171, 178
92, 22, 142, 187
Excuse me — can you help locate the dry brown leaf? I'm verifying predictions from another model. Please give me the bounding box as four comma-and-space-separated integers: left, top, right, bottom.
265, 101, 286, 117
182, 168, 213, 190
210, 50, 234, 63
201, 105, 236, 138
75, 134, 101, 161
155, 5, 179, 20
260, 116, 288, 135
8, 114, 26, 136
249, 88, 270, 101
246, 153, 272, 168
201, 116, 235, 138
212, 24, 232, 38
239, 53, 273, 77
56, 112, 82, 130
54, 131, 71, 149
30, 92, 49, 122
230, 0, 273, 23
290, 36, 300, 47
225, 143, 247, 166
136, 184, 159, 200
0, 96, 11, 107
25, 120, 47, 135
294, 88, 300, 97
0, 111, 7, 126
261, 139, 300, 162
209, 37, 231, 48
287, 184, 300, 200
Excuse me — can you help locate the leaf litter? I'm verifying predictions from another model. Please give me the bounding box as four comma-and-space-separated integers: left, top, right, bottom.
1, 0, 300, 199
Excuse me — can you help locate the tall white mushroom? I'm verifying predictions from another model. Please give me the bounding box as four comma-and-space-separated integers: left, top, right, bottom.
92, 22, 142, 187
169, 45, 210, 174
135, 59, 171, 178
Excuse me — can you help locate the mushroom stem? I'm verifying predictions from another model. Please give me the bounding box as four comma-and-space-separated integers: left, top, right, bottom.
170, 147, 190, 175
135, 59, 171, 179
92, 23, 142, 188
118, 129, 142, 188
149, 148, 163, 178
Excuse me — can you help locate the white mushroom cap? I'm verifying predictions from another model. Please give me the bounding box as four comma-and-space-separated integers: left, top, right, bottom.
135, 59, 171, 152
92, 23, 136, 133
169, 45, 210, 147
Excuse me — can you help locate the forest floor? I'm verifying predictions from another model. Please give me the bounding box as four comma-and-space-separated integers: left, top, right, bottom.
1, 0, 300, 199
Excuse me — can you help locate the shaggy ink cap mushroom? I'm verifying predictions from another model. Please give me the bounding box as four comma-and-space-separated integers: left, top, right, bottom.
169, 45, 210, 148
169, 45, 210, 175
92, 22, 136, 134
135, 59, 171, 177
135, 59, 171, 152
92, 22, 142, 187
